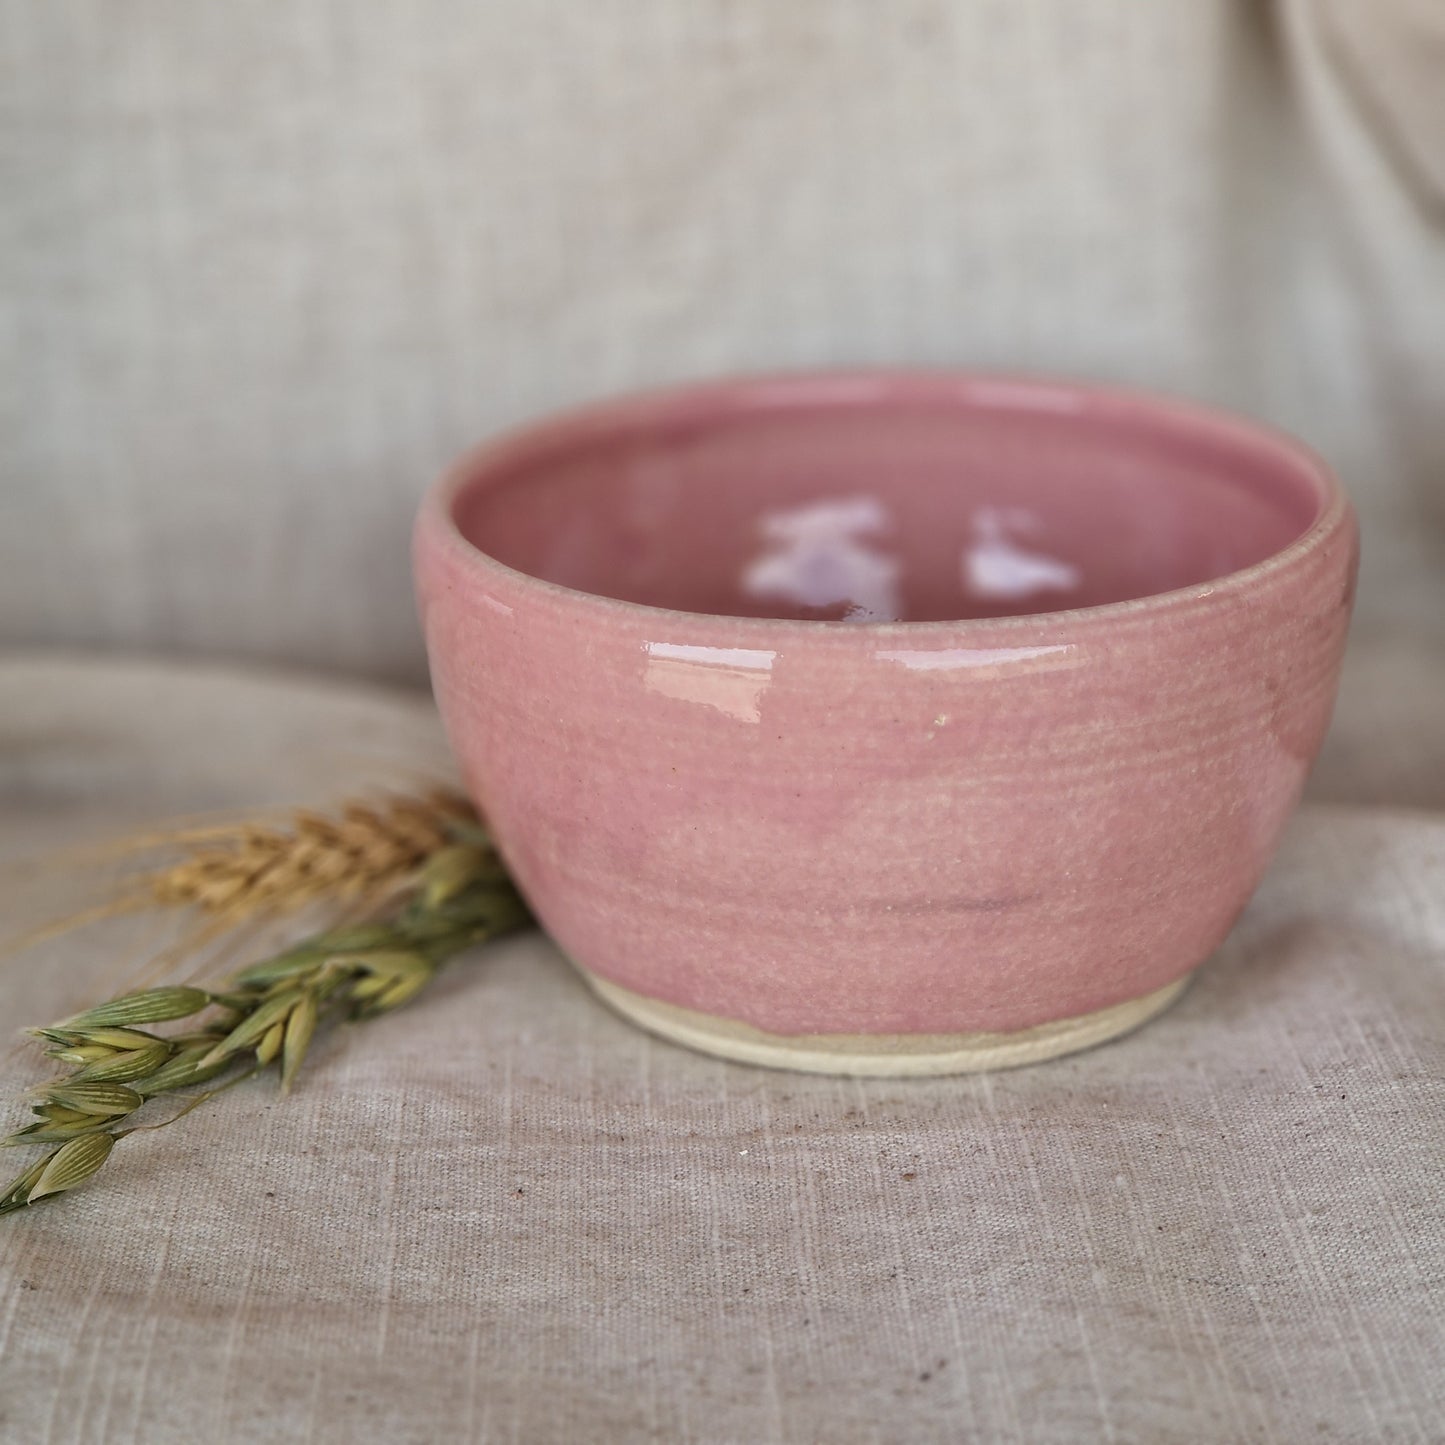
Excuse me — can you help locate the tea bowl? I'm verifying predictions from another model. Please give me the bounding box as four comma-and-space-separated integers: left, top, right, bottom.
413, 370, 1357, 1074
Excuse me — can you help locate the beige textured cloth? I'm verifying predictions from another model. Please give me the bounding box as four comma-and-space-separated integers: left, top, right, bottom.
0, 654, 1441, 1443
4, 2, 1444, 1437
2, 1, 1443, 683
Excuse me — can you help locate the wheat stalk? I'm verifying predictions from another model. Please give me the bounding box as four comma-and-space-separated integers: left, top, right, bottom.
144, 789, 480, 914
1, 794, 528, 1216
2, 790, 485, 966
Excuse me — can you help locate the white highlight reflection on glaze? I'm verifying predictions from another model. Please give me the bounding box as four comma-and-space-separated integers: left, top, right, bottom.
645, 641, 777, 723
878, 643, 1078, 673
743, 496, 902, 622
963, 507, 1081, 602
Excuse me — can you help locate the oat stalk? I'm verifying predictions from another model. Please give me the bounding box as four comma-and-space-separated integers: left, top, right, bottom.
1, 797, 529, 1216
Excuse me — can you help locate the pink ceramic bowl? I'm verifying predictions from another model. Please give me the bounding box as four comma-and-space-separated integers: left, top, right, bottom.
414, 371, 1357, 1074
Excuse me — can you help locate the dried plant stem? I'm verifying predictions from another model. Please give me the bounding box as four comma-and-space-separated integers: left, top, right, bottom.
145, 794, 478, 917
1, 802, 528, 1217
3, 790, 483, 964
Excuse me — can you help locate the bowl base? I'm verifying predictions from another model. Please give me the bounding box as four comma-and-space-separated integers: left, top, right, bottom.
577, 969, 1193, 1077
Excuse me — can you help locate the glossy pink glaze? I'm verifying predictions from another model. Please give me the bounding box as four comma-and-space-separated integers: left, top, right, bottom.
414, 372, 1357, 1036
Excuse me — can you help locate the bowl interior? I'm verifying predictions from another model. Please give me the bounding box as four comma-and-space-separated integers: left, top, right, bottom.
451, 380, 1327, 623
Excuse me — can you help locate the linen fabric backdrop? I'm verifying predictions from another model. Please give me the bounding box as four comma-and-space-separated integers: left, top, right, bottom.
2, 0, 1443, 682
1, 4, 1444, 1444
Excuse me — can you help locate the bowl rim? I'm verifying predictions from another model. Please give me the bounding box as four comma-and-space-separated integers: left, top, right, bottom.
416, 367, 1355, 637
